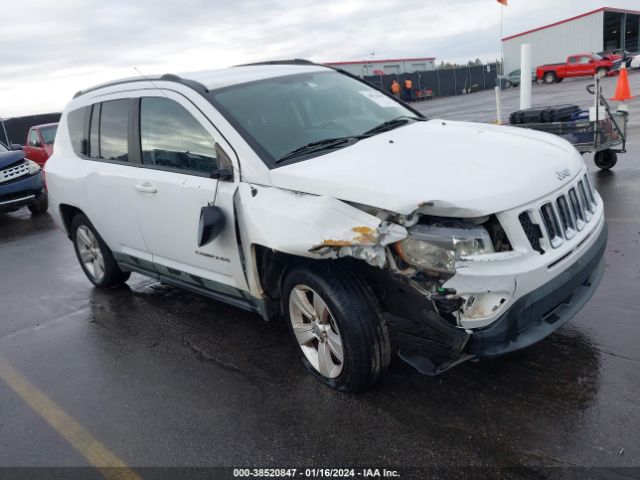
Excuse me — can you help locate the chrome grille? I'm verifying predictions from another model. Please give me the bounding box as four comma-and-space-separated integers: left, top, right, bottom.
0, 160, 30, 183
568, 187, 585, 230
556, 196, 576, 240
520, 175, 598, 253
540, 203, 563, 248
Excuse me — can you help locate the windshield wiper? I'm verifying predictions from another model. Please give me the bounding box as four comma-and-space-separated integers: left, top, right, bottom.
275, 136, 366, 164
363, 116, 425, 136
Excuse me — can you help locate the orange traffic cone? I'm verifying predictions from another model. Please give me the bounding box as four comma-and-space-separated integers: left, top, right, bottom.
611, 65, 633, 101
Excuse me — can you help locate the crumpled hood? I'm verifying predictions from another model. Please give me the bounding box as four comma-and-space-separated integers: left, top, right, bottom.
0, 150, 25, 170
269, 120, 585, 216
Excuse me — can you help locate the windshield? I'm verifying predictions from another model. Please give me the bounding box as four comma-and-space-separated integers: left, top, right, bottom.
40, 125, 58, 144
209, 71, 417, 167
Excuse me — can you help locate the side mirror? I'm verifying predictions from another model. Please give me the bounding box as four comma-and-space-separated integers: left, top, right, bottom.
209, 168, 233, 181
197, 205, 225, 247
10, 144, 23, 151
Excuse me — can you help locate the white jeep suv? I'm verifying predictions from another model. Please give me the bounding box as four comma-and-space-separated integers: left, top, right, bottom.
45, 60, 607, 391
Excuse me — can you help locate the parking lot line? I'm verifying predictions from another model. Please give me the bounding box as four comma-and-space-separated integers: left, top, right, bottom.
0, 357, 141, 480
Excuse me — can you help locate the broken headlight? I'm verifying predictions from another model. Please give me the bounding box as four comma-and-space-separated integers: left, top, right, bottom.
394, 221, 494, 273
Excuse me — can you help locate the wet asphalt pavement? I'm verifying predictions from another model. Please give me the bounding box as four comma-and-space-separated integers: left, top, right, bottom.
1, 74, 639, 478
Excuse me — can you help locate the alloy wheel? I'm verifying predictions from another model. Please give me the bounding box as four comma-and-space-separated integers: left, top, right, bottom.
76, 225, 105, 282
289, 285, 344, 378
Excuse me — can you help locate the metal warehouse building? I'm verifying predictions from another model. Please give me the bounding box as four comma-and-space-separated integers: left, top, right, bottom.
324, 57, 436, 76
502, 7, 640, 74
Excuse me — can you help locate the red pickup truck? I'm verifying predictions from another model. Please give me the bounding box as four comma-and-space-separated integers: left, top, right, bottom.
536, 54, 613, 84
25, 123, 58, 166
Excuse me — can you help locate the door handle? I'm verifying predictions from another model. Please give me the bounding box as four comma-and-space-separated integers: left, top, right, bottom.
134, 182, 157, 193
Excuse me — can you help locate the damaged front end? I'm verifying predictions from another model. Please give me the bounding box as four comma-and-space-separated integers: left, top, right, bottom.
236, 184, 516, 375
305, 200, 518, 375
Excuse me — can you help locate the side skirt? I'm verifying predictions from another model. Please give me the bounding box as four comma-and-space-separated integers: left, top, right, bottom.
114, 254, 267, 318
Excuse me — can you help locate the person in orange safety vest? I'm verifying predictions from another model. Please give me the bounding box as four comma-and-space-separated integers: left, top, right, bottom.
390, 80, 400, 97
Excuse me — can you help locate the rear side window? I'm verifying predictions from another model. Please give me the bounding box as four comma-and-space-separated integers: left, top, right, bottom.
99, 99, 129, 161
67, 107, 88, 156
140, 97, 218, 174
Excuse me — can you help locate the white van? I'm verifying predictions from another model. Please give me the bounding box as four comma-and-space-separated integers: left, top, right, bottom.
45, 61, 607, 391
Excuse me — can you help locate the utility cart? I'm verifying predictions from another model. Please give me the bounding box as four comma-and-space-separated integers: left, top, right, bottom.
510, 78, 628, 170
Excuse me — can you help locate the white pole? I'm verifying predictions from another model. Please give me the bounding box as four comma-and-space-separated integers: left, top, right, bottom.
520, 43, 532, 109
500, 6, 504, 75
495, 86, 502, 124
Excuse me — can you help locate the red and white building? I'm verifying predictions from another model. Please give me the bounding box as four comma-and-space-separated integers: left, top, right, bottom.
502, 7, 640, 75
324, 57, 436, 77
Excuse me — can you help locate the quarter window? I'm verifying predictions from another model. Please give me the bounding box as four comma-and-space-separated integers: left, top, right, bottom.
67, 107, 88, 156
99, 99, 129, 162
140, 97, 218, 174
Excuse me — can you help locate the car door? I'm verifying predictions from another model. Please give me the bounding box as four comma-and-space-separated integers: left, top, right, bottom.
577, 56, 594, 76
77, 98, 153, 269
27, 129, 46, 165
566, 56, 580, 77
132, 92, 249, 296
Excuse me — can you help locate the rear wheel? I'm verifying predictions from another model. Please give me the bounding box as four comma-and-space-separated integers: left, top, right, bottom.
544, 72, 556, 84
594, 149, 617, 170
283, 263, 390, 392
504, 80, 512, 89
28, 197, 48, 215
596, 67, 607, 78
71, 213, 130, 288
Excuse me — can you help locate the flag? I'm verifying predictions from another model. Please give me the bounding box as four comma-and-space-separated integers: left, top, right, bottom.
497, 0, 508, 5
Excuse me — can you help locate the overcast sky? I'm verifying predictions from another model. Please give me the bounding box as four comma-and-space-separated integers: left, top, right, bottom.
1, 0, 638, 117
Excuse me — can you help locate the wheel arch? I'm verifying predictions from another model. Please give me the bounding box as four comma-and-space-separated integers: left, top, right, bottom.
253, 244, 354, 320
59, 204, 85, 238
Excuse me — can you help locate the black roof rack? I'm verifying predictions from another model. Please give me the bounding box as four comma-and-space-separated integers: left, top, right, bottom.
72, 74, 209, 99
235, 59, 318, 67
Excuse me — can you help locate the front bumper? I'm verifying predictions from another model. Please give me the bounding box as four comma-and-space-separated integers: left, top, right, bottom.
0, 172, 46, 213
471, 221, 607, 358
387, 220, 607, 375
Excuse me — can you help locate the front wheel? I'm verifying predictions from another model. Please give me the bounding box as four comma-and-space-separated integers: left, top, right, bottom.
596, 67, 607, 78
283, 263, 391, 392
504, 80, 512, 89
71, 213, 130, 288
594, 149, 617, 170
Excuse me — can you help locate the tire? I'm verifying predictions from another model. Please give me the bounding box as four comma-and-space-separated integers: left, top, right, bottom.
283, 262, 391, 392
594, 149, 617, 170
544, 72, 556, 84
71, 213, 130, 288
596, 67, 607, 78
28, 197, 48, 215
504, 80, 511, 89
